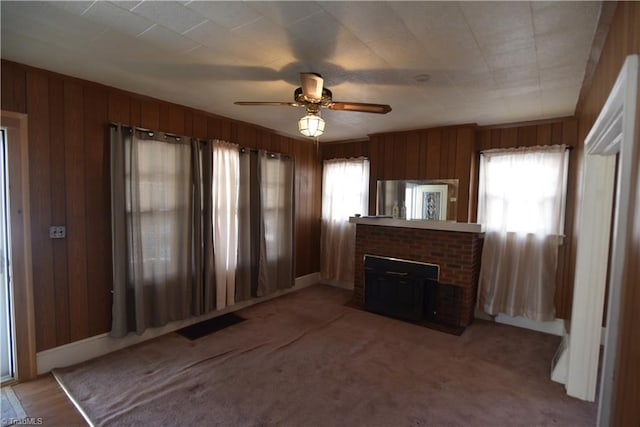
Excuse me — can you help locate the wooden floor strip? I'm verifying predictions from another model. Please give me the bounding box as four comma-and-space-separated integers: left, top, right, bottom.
9, 374, 86, 426
51, 370, 93, 427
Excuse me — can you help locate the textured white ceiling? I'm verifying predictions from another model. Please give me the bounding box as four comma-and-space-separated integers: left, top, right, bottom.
0, 1, 601, 142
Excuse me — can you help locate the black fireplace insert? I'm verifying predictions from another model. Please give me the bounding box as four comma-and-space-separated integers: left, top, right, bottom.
363, 255, 461, 327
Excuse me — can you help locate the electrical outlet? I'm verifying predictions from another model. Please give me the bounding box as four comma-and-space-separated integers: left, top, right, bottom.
49, 225, 66, 239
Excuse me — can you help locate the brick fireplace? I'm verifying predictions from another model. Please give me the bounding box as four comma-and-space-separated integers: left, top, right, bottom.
352, 219, 484, 327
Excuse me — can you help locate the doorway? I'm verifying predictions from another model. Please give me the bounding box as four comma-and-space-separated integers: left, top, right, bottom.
566, 55, 638, 425
0, 127, 15, 383
0, 110, 36, 383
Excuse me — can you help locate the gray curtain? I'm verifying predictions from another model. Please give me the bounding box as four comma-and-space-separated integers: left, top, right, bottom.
236, 150, 294, 300
235, 149, 256, 302
110, 125, 196, 337
200, 140, 216, 313
111, 127, 295, 337
257, 151, 294, 295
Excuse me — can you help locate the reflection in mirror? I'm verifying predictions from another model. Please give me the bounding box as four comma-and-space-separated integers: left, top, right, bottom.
376, 179, 459, 221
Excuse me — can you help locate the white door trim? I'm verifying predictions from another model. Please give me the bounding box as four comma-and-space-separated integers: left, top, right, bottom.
0, 111, 36, 382
566, 55, 638, 425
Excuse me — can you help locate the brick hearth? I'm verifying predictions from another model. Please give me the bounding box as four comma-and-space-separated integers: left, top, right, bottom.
354, 224, 484, 326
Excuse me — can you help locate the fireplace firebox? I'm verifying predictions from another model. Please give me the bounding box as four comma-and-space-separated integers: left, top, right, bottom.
363, 255, 462, 327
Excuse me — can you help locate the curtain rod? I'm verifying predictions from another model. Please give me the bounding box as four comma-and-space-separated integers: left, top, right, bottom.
110, 123, 291, 159
479, 144, 574, 154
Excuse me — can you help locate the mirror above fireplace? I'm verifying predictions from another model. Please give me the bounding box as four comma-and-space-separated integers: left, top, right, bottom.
376, 179, 459, 221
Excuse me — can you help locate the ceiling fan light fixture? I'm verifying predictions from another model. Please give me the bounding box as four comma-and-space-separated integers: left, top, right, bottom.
298, 113, 325, 137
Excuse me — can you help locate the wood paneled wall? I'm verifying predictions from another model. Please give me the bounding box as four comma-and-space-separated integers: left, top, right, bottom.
368, 126, 476, 222
321, 118, 578, 318
321, 126, 476, 222
1, 60, 321, 352
574, 2, 639, 424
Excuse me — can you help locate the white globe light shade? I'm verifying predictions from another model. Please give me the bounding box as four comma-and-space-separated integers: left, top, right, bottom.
298, 113, 325, 137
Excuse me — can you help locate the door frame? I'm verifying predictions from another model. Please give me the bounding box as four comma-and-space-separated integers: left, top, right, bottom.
1, 110, 36, 382
566, 55, 638, 423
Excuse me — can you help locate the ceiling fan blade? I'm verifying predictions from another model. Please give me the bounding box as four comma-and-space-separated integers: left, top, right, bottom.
300, 72, 324, 102
234, 101, 301, 107
329, 102, 392, 114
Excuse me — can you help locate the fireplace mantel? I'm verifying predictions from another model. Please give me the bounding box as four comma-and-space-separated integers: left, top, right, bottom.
349, 217, 484, 233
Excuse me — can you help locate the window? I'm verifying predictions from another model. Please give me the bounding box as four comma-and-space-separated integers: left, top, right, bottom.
321, 158, 369, 282
477, 145, 569, 321
111, 125, 295, 336
127, 138, 192, 283
479, 148, 569, 235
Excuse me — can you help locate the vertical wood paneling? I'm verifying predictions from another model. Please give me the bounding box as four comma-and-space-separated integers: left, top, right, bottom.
140, 99, 160, 129
392, 134, 407, 179
221, 119, 232, 142
477, 130, 491, 151
446, 130, 458, 179
330, 126, 475, 222
518, 126, 537, 147
405, 133, 420, 179
108, 91, 130, 124
209, 116, 235, 141
83, 85, 111, 337
490, 129, 501, 148
383, 138, 394, 178
562, 118, 578, 146
257, 130, 271, 151
183, 110, 193, 137
425, 129, 441, 179
192, 113, 207, 139
63, 81, 89, 342
537, 124, 552, 145
236, 124, 257, 147
129, 98, 141, 127
320, 140, 370, 161
278, 137, 292, 156
434, 129, 450, 178
167, 105, 184, 135
1, 61, 26, 113
48, 76, 70, 345
331, 142, 346, 159
207, 117, 221, 140
4, 60, 320, 351
270, 132, 282, 152
368, 137, 381, 214
551, 122, 563, 145
455, 128, 473, 222
26, 71, 56, 352
159, 103, 169, 131
500, 127, 518, 148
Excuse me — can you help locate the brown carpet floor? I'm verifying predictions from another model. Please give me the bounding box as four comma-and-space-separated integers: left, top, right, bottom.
53, 284, 596, 426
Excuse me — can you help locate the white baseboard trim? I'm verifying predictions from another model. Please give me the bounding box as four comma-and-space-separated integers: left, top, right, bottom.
36, 273, 321, 374
551, 332, 570, 384
494, 313, 565, 336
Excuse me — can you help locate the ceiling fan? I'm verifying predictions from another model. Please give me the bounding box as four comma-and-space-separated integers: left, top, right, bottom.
234, 72, 392, 138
